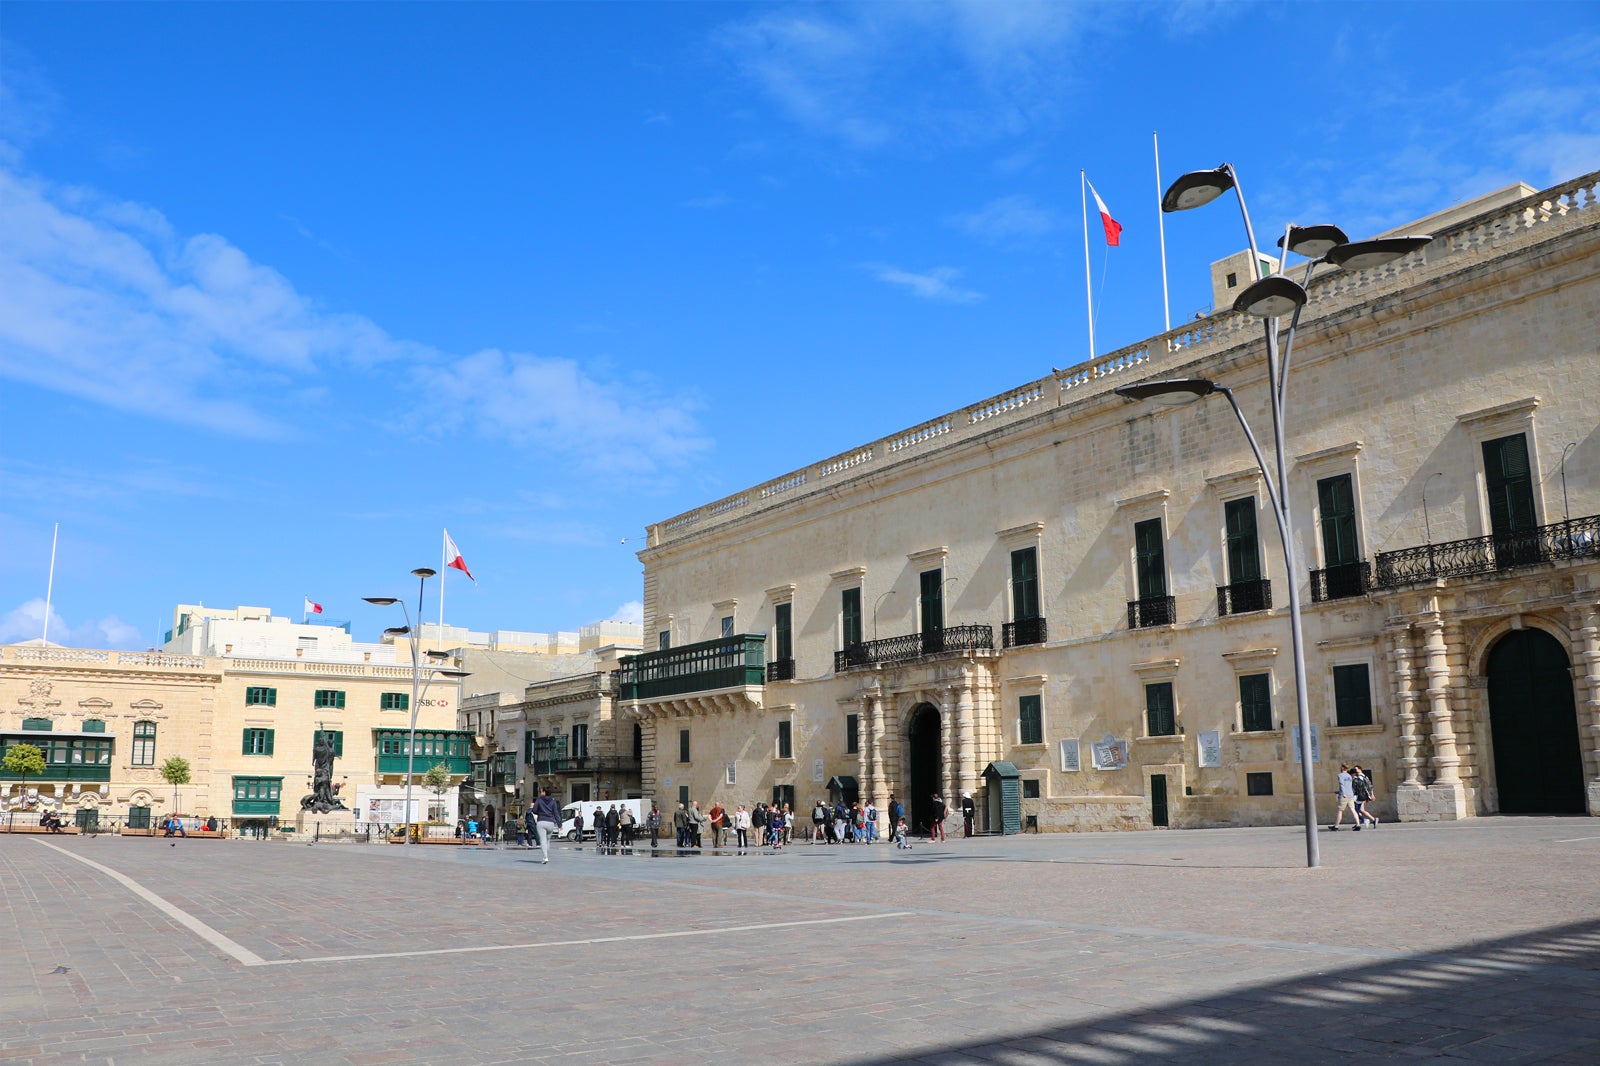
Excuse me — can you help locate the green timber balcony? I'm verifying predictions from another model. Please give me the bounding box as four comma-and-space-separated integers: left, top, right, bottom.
0, 731, 114, 783
618, 635, 767, 701
373, 729, 475, 778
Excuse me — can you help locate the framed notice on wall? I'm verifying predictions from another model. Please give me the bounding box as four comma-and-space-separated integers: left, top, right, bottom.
1197, 731, 1222, 768
1090, 735, 1128, 770
1289, 723, 1322, 764
1059, 739, 1080, 772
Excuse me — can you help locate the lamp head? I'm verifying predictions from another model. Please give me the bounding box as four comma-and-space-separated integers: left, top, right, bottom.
1233, 275, 1308, 319
1323, 234, 1432, 270
363, 596, 400, 606
411, 567, 438, 579
1114, 378, 1219, 406
384, 625, 411, 637
425, 649, 450, 660
1278, 224, 1349, 260
1161, 165, 1235, 213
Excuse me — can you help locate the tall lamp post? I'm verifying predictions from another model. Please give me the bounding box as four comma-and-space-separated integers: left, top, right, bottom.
364, 568, 467, 851
1119, 163, 1431, 869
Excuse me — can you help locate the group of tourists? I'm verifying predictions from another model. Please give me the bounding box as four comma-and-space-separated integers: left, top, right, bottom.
1330, 764, 1381, 831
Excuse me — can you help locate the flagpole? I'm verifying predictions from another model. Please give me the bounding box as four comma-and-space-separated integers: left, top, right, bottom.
438, 528, 447, 653
1154, 131, 1171, 335
42, 523, 58, 645
1081, 170, 1095, 361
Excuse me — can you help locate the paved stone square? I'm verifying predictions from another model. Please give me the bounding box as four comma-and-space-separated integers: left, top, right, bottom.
3, 818, 1600, 1064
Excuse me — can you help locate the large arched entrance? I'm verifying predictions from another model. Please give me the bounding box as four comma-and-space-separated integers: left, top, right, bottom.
1487, 628, 1585, 814
907, 703, 942, 834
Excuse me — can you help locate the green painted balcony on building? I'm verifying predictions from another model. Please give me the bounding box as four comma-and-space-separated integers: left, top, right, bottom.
618, 634, 766, 701
0, 733, 114, 783
373, 729, 475, 777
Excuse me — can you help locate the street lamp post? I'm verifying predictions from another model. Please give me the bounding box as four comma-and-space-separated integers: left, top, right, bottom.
364, 568, 465, 852
872, 590, 897, 641
1121, 164, 1432, 869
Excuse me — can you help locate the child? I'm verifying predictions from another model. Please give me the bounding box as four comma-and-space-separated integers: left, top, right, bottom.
768, 806, 785, 849
895, 817, 911, 849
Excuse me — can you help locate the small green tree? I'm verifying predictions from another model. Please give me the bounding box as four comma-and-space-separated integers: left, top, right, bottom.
2, 742, 47, 780
160, 755, 192, 812
420, 762, 452, 823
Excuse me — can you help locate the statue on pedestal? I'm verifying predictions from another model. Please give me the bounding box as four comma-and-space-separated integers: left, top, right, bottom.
301, 729, 348, 813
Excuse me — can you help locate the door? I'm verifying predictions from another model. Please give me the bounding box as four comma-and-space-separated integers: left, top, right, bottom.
74, 808, 99, 833
1487, 629, 1585, 813
908, 704, 942, 833
1150, 774, 1169, 827
1483, 434, 1541, 568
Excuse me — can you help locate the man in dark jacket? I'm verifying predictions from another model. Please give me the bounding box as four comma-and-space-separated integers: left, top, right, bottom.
605, 805, 621, 852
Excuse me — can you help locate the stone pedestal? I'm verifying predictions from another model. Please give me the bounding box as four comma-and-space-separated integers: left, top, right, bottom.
1587, 780, 1600, 817
295, 807, 359, 839
1398, 781, 1470, 821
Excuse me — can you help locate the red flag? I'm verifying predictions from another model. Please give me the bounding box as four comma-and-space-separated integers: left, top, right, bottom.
304, 597, 323, 615
443, 529, 475, 582
1087, 179, 1123, 247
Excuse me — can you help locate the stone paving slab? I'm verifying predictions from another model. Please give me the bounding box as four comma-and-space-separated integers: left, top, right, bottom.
2, 818, 1599, 1063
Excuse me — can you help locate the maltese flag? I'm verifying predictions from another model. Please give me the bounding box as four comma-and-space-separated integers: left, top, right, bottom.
443, 529, 475, 582
1087, 179, 1123, 247
304, 597, 323, 615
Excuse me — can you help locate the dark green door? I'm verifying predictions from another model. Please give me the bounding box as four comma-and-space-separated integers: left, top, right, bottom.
919, 570, 944, 653
1150, 774, 1169, 827
1487, 629, 1585, 813
74, 808, 99, 832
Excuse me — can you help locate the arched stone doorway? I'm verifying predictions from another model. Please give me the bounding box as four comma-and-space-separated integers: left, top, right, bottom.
907, 703, 942, 834
1487, 628, 1585, 814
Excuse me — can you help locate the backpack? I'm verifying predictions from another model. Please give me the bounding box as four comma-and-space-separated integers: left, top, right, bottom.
1353, 773, 1374, 802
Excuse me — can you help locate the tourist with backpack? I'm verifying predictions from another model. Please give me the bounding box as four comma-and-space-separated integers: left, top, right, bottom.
1351, 766, 1379, 829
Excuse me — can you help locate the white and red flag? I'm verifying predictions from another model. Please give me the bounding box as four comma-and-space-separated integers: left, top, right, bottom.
1087, 179, 1123, 247
303, 597, 323, 616
443, 529, 475, 582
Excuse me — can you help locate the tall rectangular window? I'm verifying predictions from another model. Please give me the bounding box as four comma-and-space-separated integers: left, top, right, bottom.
131, 720, 157, 766
1333, 664, 1374, 726
1144, 682, 1176, 737
1240, 673, 1273, 732
678, 784, 689, 807
1224, 498, 1261, 583
1011, 547, 1040, 621
777, 720, 793, 759
1018, 694, 1043, 745
721, 616, 734, 638
244, 687, 276, 707
845, 713, 859, 754
380, 692, 409, 711
774, 602, 793, 661
243, 728, 275, 756
313, 689, 345, 710
524, 729, 537, 763
571, 723, 589, 758
1482, 433, 1536, 537
1317, 475, 1360, 566
841, 588, 862, 648
659, 630, 671, 650
678, 728, 690, 763
919, 569, 944, 635
1134, 519, 1167, 599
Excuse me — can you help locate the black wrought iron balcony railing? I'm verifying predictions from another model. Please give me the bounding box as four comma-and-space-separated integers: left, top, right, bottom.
532, 754, 642, 776
834, 625, 995, 671
1373, 514, 1600, 588
618, 634, 766, 701
1002, 616, 1048, 647
1127, 595, 1176, 629
1217, 578, 1273, 616
1310, 561, 1371, 603
766, 658, 796, 682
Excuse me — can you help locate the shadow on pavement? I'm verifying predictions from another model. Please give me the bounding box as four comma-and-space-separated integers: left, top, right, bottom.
847, 918, 1600, 1064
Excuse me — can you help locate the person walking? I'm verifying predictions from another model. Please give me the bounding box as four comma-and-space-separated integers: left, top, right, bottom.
929, 794, 947, 842
733, 804, 751, 850
523, 806, 537, 849
1330, 764, 1359, 831
646, 803, 661, 848
811, 799, 827, 843
605, 804, 621, 852
1351, 765, 1379, 828
531, 787, 560, 864
864, 799, 879, 843
887, 794, 904, 838
782, 803, 795, 845
689, 801, 708, 848
673, 802, 688, 847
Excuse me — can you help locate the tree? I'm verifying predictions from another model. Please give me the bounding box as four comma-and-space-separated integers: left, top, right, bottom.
160, 755, 192, 812
2, 742, 46, 780
420, 762, 452, 823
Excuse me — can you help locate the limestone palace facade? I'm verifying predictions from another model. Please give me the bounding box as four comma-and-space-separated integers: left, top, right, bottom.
619, 169, 1599, 834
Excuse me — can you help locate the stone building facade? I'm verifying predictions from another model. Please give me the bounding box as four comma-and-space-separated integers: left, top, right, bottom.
621, 171, 1600, 833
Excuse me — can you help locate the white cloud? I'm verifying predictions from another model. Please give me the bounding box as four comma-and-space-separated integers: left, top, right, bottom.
867, 264, 983, 304
947, 194, 1060, 242
0, 162, 710, 473
607, 601, 645, 625
0, 598, 144, 650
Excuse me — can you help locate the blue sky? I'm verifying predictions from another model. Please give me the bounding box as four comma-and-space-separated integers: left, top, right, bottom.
2, 2, 1597, 649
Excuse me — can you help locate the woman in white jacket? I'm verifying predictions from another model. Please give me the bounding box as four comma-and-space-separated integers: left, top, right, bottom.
732, 805, 752, 850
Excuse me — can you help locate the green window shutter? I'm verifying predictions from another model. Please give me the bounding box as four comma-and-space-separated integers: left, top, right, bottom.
774, 603, 793, 661
1019, 694, 1043, 744
777, 720, 792, 759
1240, 674, 1273, 732
1317, 475, 1359, 565
919, 569, 944, 635
1482, 434, 1536, 537
264, 729, 275, 756
1134, 520, 1167, 599
1144, 682, 1175, 737
1224, 498, 1261, 583
845, 713, 859, 754
1011, 547, 1040, 621
841, 588, 862, 648
22, 718, 52, 731
679, 728, 690, 763
242, 728, 252, 754
524, 729, 536, 762
1333, 664, 1373, 726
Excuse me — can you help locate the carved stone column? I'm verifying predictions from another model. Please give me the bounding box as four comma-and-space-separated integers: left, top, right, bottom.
859, 692, 878, 808
1391, 624, 1426, 788
878, 688, 902, 809
1572, 600, 1600, 817
1422, 609, 1469, 819
955, 675, 978, 799
941, 687, 957, 802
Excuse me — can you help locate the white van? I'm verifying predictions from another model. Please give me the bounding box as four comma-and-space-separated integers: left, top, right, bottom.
559, 799, 647, 841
